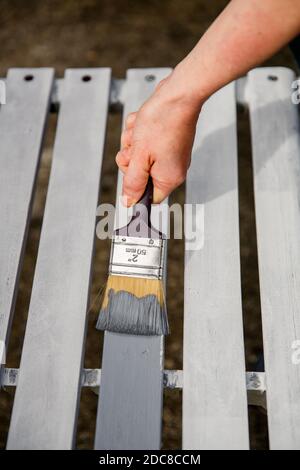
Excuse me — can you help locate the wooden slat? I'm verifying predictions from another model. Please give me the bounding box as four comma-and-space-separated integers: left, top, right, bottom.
248, 67, 300, 449
183, 82, 249, 449
94, 68, 171, 450
7, 68, 111, 450
0, 68, 54, 367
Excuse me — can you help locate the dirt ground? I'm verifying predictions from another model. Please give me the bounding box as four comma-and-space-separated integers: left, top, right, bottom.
0, 0, 297, 450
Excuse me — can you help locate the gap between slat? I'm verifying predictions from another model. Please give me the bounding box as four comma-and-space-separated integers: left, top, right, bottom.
236, 94, 268, 450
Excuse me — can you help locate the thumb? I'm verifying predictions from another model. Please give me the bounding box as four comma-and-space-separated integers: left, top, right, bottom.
151, 162, 186, 204
122, 154, 150, 207
152, 184, 170, 204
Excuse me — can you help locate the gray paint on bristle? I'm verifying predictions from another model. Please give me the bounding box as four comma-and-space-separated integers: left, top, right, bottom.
97, 289, 169, 336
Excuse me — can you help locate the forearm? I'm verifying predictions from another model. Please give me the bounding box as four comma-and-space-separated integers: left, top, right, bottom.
168, 0, 300, 106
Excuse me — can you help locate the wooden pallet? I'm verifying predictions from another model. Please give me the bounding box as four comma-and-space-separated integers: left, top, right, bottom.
0, 67, 299, 449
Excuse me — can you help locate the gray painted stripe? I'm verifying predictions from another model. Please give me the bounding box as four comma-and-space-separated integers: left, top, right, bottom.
94, 68, 171, 450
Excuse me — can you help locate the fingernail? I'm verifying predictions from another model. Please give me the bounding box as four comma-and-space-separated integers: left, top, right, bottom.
153, 188, 166, 204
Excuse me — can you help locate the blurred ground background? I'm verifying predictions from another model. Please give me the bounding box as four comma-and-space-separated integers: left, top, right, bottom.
0, 0, 297, 450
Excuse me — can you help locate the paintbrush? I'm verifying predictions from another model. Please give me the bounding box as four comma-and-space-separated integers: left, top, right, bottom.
96, 178, 169, 336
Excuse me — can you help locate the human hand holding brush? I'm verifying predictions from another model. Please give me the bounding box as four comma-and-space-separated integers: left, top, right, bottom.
117, 0, 300, 206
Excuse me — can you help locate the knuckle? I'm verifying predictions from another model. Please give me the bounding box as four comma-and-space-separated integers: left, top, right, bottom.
173, 172, 186, 187
124, 174, 147, 196
126, 112, 137, 127
115, 151, 123, 164
115, 150, 129, 166
155, 172, 185, 192
123, 181, 139, 197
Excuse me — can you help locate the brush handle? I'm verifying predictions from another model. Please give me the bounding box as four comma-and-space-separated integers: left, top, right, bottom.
132, 178, 153, 219
117, 177, 161, 238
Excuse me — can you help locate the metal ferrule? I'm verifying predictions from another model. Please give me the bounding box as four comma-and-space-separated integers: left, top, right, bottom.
109, 235, 165, 279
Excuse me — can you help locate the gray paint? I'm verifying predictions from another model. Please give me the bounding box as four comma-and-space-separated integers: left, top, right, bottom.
7, 68, 111, 449
0, 68, 54, 367
183, 82, 249, 449
95, 332, 164, 450
97, 290, 168, 336
248, 67, 300, 449
94, 68, 171, 450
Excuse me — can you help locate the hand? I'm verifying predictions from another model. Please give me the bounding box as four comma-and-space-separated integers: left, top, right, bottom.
116, 73, 202, 206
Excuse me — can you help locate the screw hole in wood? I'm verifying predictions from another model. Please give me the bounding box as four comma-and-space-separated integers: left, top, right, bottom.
145, 74, 156, 82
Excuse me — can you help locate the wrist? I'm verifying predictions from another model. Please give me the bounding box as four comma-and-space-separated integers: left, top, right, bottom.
168, 60, 210, 110
153, 69, 204, 117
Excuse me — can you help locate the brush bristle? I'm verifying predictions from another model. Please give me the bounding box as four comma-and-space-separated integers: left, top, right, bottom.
96, 275, 169, 336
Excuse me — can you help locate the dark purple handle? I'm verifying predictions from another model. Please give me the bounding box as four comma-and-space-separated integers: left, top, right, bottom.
116, 178, 161, 238
131, 178, 153, 222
